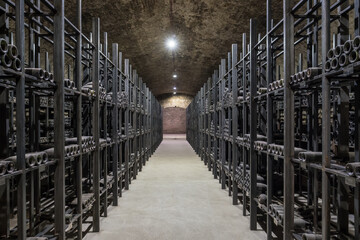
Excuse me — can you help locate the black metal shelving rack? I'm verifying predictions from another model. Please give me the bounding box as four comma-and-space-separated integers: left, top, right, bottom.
0, 1, 162, 239
187, 0, 360, 239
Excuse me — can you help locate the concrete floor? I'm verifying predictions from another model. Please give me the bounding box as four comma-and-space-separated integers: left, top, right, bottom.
163, 134, 186, 139
84, 134, 265, 240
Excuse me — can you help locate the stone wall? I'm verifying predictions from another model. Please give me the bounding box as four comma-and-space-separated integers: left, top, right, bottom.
158, 94, 193, 109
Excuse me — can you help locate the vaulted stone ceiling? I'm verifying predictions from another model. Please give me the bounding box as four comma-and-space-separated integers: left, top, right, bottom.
66, 0, 281, 97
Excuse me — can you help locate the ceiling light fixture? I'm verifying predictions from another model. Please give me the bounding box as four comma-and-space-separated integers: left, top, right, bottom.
173, 87, 177, 90
173, 74, 177, 78
166, 37, 177, 50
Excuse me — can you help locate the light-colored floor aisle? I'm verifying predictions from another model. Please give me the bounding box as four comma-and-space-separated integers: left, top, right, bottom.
85, 135, 265, 240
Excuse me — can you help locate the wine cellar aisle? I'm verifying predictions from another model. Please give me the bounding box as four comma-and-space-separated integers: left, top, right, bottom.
85, 136, 266, 240
3, 0, 360, 239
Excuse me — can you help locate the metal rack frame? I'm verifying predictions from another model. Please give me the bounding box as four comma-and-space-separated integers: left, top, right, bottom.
187, 0, 360, 239
0, 1, 162, 239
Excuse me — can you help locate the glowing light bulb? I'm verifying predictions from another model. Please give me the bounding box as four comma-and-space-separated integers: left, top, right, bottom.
166, 38, 177, 50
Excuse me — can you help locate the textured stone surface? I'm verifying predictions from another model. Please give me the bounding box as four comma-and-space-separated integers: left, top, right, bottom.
163, 107, 186, 134
65, 0, 282, 97
158, 93, 193, 108
84, 136, 266, 240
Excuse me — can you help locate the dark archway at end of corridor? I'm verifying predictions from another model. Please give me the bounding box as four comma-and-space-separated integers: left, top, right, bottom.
162, 107, 186, 134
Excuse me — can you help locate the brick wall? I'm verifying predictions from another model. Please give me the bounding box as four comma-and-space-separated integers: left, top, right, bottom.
163, 107, 186, 134
159, 94, 193, 134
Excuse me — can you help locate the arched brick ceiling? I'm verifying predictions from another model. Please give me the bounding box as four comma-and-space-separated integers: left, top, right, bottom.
66, 0, 282, 97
